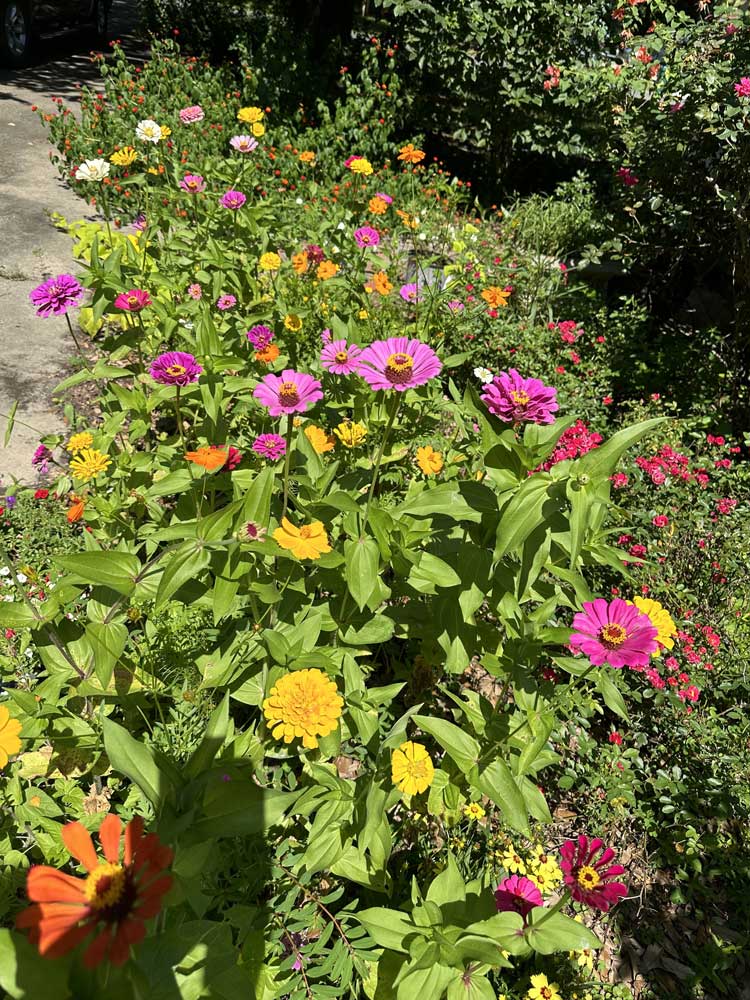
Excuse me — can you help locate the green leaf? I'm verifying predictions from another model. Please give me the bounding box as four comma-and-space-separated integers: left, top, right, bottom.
344, 537, 380, 611
396, 483, 482, 522
407, 552, 462, 593
597, 671, 629, 721
102, 718, 174, 811
188, 783, 298, 842
3, 401, 18, 447
575, 417, 666, 480
0, 929, 72, 999
473, 758, 530, 835
524, 909, 602, 955
155, 540, 211, 608
86, 622, 128, 688
358, 908, 424, 953
185, 693, 229, 778
426, 853, 466, 906
56, 551, 141, 596
413, 715, 479, 773
496, 476, 552, 556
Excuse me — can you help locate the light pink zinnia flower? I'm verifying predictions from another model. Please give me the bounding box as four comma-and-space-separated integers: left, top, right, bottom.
220, 190, 246, 210
569, 598, 658, 669
114, 288, 151, 312
320, 339, 362, 375
494, 875, 543, 919
560, 836, 627, 912
354, 226, 380, 248
374, 191, 392, 204
179, 105, 205, 124
179, 174, 206, 193
481, 369, 558, 424
216, 294, 237, 311
399, 282, 421, 303
187, 283, 202, 300
230, 135, 259, 153
149, 351, 202, 386
253, 369, 323, 416
357, 337, 441, 392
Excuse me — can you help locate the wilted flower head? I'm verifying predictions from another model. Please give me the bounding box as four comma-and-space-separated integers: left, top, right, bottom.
320, 339, 362, 375
179, 105, 204, 124
220, 190, 246, 210
75, 158, 110, 182
29, 275, 83, 318
149, 351, 203, 387
179, 174, 206, 194
238, 520, 267, 542
31, 444, 52, 469
481, 370, 558, 425
230, 134, 258, 153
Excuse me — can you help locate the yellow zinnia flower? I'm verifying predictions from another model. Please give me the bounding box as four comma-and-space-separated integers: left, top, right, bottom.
237, 106, 264, 124
416, 445, 443, 476
631, 596, 676, 654
259, 251, 281, 271
284, 314, 302, 332
305, 425, 335, 454
349, 157, 373, 175
299, 150, 316, 164
69, 448, 111, 483
0, 705, 22, 768
273, 517, 331, 560
251, 122, 265, 137
527, 973, 562, 1000
463, 802, 486, 821
110, 146, 137, 167
334, 422, 367, 448
263, 668, 343, 749
66, 431, 94, 454
159, 125, 172, 137
391, 741, 434, 796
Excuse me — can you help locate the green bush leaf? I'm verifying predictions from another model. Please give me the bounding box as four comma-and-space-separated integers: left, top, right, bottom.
102, 717, 175, 811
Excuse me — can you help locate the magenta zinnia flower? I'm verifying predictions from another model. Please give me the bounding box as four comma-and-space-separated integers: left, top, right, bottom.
230, 135, 259, 153
560, 835, 627, 912
354, 226, 380, 248
494, 875, 543, 919
252, 433, 287, 460
29, 275, 84, 318
247, 324, 273, 350
735, 77, 750, 97
321, 339, 362, 375
399, 282, 421, 303
179, 174, 206, 194
481, 369, 559, 425
220, 190, 246, 210
216, 294, 237, 311
179, 105, 205, 124
569, 598, 658, 669
114, 288, 152, 312
149, 351, 203, 387
374, 191, 392, 204
253, 370, 323, 416
357, 337, 442, 392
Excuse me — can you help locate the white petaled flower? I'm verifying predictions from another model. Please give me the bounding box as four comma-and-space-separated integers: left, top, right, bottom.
16, 573, 27, 584
229, 134, 258, 154
0, 567, 10, 576
75, 158, 110, 182
474, 366, 493, 384
135, 119, 163, 143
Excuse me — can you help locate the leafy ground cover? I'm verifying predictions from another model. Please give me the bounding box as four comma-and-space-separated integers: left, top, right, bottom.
0, 23, 748, 1000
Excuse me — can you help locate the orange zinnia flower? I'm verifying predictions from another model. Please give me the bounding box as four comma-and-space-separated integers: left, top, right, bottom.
185, 447, 228, 471
255, 343, 280, 364
317, 260, 339, 280
16, 814, 172, 967
398, 143, 425, 165
371, 271, 393, 295
481, 286, 511, 308
67, 496, 86, 523
291, 251, 309, 274
368, 196, 388, 215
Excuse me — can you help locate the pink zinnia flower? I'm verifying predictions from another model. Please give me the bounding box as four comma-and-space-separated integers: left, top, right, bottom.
446, 299, 464, 312
247, 324, 273, 349
399, 282, 421, 303
617, 167, 639, 186
570, 598, 658, 669
132, 214, 147, 232
179, 174, 206, 194
320, 338, 362, 375
220, 190, 246, 210
560, 835, 627, 912
29, 274, 83, 317
149, 351, 202, 386
374, 191, 392, 204
354, 226, 380, 248
114, 288, 151, 312
217, 294, 236, 311
494, 875, 543, 919
481, 370, 558, 425
252, 433, 287, 460
253, 369, 323, 416
223, 446, 242, 470
357, 336, 442, 392
187, 283, 202, 300
652, 515, 669, 527
735, 77, 750, 97
179, 105, 205, 124
230, 135, 259, 153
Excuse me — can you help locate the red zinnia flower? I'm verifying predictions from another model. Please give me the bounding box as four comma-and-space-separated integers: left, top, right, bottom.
560, 835, 627, 911
34, 489, 49, 499
16, 814, 172, 967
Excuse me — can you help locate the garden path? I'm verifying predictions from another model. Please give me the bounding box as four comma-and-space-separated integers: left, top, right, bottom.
0, 1, 138, 483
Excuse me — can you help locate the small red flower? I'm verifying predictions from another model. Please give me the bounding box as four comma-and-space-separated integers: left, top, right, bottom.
34, 489, 49, 500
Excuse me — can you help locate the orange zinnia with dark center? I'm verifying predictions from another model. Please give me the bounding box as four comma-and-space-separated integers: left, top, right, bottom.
16, 814, 172, 967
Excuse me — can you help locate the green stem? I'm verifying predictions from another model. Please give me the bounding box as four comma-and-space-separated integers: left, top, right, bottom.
281, 414, 294, 519
64, 312, 84, 357
173, 386, 187, 451
361, 392, 402, 537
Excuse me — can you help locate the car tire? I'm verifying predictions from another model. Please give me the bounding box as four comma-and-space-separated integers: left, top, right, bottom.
0, 0, 32, 67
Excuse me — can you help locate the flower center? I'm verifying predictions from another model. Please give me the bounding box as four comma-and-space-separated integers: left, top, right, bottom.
510, 389, 530, 407
84, 862, 125, 910
127, 295, 139, 306
599, 623, 627, 648
407, 759, 430, 780
166, 364, 186, 377
385, 352, 414, 385
278, 381, 300, 406
299, 526, 313, 538
577, 865, 601, 890
187, 180, 198, 189
540, 989, 553, 1000
335, 350, 349, 363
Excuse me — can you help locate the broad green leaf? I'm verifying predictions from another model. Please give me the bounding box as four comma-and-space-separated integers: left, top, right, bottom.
596, 671, 629, 721
102, 718, 174, 810
426, 852, 466, 906
189, 784, 298, 841
3, 401, 18, 447
473, 758, 529, 834
496, 476, 553, 555
185, 693, 229, 778
56, 551, 141, 596
524, 909, 602, 955
0, 929, 72, 999
344, 537, 380, 611
575, 417, 666, 480
413, 715, 479, 773
155, 540, 212, 608
86, 621, 128, 688
358, 908, 424, 953
396, 483, 482, 522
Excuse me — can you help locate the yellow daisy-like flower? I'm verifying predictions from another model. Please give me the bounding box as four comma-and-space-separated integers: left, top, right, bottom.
416, 445, 443, 476
527, 973, 562, 1000
358, 309, 369, 320
334, 422, 367, 448
570, 946, 595, 971
0, 704, 22, 768
69, 448, 111, 483
251, 122, 265, 137
391, 741, 434, 796
259, 251, 282, 271
501, 845, 527, 875
284, 314, 303, 332
463, 802, 486, 821
631, 596, 676, 654
533, 858, 563, 888
66, 431, 94, 454
237, 106, 264, 124
109, 146, 137, 167
273, 517, 331, 560
305, 425, 335, 454
316, 261, 339, 280
299, 150, 316, 164
349, 157, 373, 176
159, 125, 172, 137
263, 668, 343, 749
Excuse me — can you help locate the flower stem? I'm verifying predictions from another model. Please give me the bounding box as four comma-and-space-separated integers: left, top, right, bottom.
281, 414, 294, 519
361, 392, 402, 537
64, 312, 84, 357
173, 386, 187, 451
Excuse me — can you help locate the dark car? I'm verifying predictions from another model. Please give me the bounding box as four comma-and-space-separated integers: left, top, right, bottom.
1, 0, 110, 66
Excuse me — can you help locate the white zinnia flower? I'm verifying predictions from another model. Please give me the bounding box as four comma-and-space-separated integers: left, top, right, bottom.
135, 119, 163, 143
474, 366, 493, 384
75, 158, 110, 182
16, 573, 27, 584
